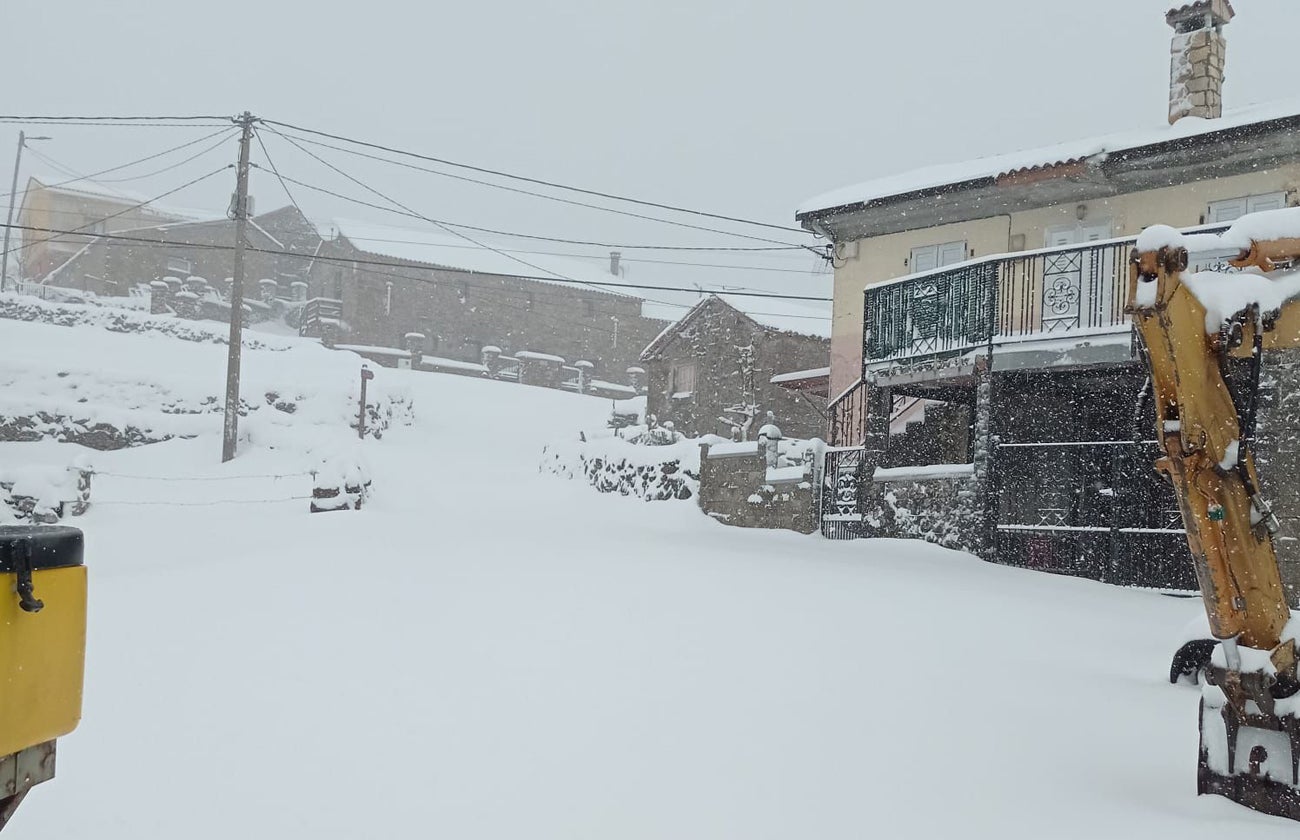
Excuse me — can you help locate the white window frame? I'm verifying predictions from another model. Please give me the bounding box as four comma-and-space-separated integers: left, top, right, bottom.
1208, 192, 1287, 224
909, 240, 967, 273
165, 256, 193, 276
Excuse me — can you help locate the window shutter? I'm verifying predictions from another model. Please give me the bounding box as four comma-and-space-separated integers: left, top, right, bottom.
938, 241, 968, 266
910, 245, 939, 273
1247, 192, 1286, 214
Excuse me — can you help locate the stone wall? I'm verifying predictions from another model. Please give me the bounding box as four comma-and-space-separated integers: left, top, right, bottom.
697, 441, 818, 534
867, 468, 982, 552
312, 236, 667, 382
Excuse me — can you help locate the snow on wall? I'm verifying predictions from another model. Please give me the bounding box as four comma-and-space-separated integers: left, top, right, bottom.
540, 430, 699, 502
0, 318, 414, 452
0, 293, 295, 350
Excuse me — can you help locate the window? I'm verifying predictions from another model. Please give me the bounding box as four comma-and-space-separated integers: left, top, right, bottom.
165, 256, 192, 276
458, 282, 470, 303
525, 292, 535, 311
670, 362, 697, 398
1208, 192, 1287, 224
330, 269, 344, 300
583, 299, 596, 317
385, 282, 393, 316
909, 240, 967, 273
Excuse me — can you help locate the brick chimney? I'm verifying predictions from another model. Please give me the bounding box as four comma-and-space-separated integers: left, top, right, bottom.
1166, 0, 1234, 124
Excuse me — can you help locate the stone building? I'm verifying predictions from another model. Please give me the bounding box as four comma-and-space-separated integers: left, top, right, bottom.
301, 220, 669, 380
639, 295, 830, 441
34, 204, 322, 301
795, 1, 1300, 594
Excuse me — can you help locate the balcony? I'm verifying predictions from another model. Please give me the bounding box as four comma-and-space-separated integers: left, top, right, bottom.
862, 226, 1231, 368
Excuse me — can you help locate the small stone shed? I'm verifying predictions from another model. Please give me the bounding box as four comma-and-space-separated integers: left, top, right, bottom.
639, 294, 830, 440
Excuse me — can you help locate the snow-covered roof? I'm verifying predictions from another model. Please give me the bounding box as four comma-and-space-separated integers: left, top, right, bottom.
715, 294, 831, 339
770, 366, 831, 385
797, 98, 1300, 217
330, 219, 641, 301
25, 176, 206, 221
640, 294, 830, 360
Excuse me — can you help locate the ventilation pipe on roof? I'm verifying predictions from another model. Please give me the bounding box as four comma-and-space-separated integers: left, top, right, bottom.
1166, 0, 1234, 125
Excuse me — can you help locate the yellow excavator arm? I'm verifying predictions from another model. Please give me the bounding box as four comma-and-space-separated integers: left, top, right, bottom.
1129, 230, 1300, 819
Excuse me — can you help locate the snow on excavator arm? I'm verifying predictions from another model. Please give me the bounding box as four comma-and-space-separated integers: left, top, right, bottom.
1129, 220, 1300, 819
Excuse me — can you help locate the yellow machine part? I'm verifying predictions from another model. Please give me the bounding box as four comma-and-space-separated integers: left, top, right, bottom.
0, 565, 87, 758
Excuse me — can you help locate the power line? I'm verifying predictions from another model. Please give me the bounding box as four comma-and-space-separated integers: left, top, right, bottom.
0, 121, 233, 129
3, 223, 834, 305
2, 166, 232, 259
0, 115, 232, 122
261, 117, 813, 238
334, 235, 827, 274
252, 128, 309, 225
0, 127, 236, 202
260, 131, 699, 316
257, 166, 806, 253
266, 127, 817, 250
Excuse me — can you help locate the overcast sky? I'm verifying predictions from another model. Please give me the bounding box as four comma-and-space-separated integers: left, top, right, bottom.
6, 0, 1300, 312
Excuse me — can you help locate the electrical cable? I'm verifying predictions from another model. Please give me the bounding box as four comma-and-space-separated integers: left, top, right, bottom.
1, 170, 233, 260
0, 126, 235, 202
256, 167, 806, 253
262, 117, 812, 237
265, 127, 818, 250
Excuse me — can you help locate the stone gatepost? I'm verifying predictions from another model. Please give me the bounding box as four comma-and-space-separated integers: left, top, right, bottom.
627, 366, 646, 393
149, 280, 171, 314
970, 356, 997, 562
290, 281, 309, 302
173, 290, 200, 319
481, 345, 503, 377
574, 360, 594, 394
258, 278, 279, 304
859, 383, 893, 534
404, 332, 426, 367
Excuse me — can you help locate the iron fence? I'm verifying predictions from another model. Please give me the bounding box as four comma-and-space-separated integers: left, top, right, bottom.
819, 446, 866, 540
828, 379, 869, 448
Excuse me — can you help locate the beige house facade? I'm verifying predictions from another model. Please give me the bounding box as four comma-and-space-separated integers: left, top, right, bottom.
816, 163, 1300, 398
790, 1, 1300, 595
15, 178, 190, 281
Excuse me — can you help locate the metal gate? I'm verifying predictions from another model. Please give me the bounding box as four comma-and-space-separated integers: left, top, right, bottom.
819, 446, 866, 540
993, 440, 1197, 590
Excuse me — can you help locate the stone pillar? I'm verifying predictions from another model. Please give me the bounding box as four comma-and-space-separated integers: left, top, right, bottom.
970, 356, 997, 561
404, 332, 426, 367
174, 290, 200, 319
859, 383, 893, 534
149, 280, 171, 314
290, 281, 309, 302
258, 278, 279, 304
1166, 0, 1233, 124
574, 360, 594, 393
481, 345, 503, 377
627, 366, 646, 393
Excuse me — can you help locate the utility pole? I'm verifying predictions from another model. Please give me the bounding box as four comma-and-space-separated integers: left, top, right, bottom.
222, 112, 256, 463
1, 131, 51, 293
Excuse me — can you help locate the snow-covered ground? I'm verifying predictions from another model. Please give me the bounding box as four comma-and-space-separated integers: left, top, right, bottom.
1, 319, 1296, 836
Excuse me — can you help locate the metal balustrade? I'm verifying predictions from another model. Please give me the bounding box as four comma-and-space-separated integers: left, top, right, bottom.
863, 227, 1230, 366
